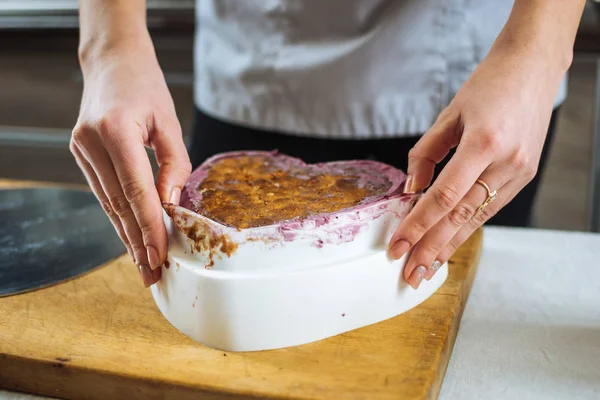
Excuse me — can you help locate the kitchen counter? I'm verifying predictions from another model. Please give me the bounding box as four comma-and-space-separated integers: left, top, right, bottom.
1, 226, 599, 400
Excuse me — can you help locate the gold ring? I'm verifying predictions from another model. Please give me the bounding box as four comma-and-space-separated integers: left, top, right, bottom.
475, 179, 498, 214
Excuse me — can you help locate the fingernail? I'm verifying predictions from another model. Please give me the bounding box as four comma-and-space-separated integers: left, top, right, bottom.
139, 264, 155, 287
404, 175, 414, 194
170, 187, 181, 205
147, 245, 160, 270
408, 266, 427, 289
390, 239, 411, 260
425, 260, 442, 281
152, 265, 162, 282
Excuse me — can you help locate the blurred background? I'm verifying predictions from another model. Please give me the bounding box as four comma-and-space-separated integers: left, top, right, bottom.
0, 0, 599, 232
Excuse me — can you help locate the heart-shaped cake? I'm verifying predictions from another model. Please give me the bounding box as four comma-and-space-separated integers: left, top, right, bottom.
180, 150, 408, 229
163, 150, 419, 272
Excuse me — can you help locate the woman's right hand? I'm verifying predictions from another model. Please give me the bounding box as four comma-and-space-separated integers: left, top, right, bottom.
70, 37, 192, 287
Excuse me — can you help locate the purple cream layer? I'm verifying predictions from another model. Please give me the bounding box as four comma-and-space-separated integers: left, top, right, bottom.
180, 150, 410, 231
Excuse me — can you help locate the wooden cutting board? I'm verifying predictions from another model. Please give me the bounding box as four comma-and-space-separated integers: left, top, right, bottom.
0, 180, 483, 400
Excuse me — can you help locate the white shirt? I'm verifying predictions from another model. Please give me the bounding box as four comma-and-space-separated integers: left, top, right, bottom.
194, 0, 567, 139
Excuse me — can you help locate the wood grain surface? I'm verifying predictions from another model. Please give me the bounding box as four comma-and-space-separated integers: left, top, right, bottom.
0, 179, 88, 191
0, 180, 483, 400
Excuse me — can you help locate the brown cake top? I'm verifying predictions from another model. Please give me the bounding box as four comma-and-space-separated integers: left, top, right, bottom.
180, 152, 406, 229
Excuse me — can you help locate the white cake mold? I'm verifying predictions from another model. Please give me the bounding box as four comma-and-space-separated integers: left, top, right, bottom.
150, 152, 448, 352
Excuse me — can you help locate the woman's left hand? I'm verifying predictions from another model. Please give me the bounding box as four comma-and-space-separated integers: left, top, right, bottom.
388, 41, 569, 289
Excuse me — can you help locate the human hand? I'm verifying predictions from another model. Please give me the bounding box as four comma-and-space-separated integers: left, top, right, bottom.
388, 43, 569, 289
70, 39, 191, 287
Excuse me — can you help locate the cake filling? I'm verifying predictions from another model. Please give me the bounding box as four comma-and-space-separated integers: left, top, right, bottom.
190, 155, 393, 229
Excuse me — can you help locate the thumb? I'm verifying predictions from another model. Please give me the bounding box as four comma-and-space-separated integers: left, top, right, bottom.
152, 120, 192, 205
405, 108, 461, 193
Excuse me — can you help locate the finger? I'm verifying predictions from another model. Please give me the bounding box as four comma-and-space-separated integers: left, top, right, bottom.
95, 156, 159, 287
73, 128, 159, 287
101, 121, 168, 272
405, 169, 509, 286
390, 136, 491, 260
404, 108, 461, 193
75, 130, 149, 265
150, 115, 192, 205
436, 180, 523, 266
70, 140, 134, 261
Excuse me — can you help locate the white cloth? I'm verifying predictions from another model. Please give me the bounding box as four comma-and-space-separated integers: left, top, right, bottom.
440, 227, 600, 400
194, 0, 568, 138
2, 227, 598, 399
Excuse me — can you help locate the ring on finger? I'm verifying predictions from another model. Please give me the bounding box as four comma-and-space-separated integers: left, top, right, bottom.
475, 179, 498, 214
